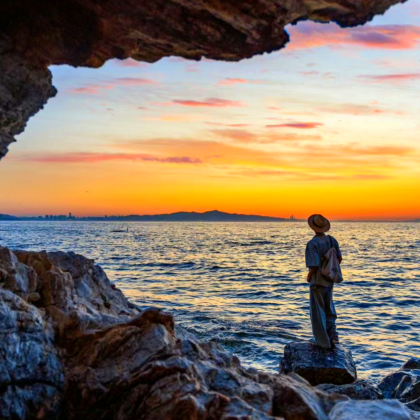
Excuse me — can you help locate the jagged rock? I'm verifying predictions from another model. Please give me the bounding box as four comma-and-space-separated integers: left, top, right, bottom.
280, 342, 357, 386
13, 249, 140, 341
317, 380, 383, 400
258, 372, 348, 420
0, 44, 56, 159
378, 359, 420, 411
402, 358, 420, 370
1, 246, 415, 420
0, 0, 404, 159
0, 289, 64, 419
328, 399, 412, 420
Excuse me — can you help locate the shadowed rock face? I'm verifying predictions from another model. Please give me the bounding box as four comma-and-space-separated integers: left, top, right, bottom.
0, 0, 404, 159
280, 342, 357, 386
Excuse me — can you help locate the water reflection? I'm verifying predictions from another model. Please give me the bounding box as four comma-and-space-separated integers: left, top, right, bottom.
1, 221, 419, 379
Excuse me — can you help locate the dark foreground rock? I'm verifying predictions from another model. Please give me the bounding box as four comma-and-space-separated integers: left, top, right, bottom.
280, 342, 357, 386
317, 380, 383, 400
0, 245, 418, 420
378, 360, 420, 412
328, 400, 412, 420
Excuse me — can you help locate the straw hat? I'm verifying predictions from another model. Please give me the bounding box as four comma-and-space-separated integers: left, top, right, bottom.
308, 214, 330, 233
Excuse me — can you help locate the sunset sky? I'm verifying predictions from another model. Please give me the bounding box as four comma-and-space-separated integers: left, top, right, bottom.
1, 0, 420, 220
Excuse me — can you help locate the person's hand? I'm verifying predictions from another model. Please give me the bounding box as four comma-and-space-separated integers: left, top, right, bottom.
307, 272, 312, 283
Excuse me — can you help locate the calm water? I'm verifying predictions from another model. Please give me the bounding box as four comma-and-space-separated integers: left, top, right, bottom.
1, 221, 419, 380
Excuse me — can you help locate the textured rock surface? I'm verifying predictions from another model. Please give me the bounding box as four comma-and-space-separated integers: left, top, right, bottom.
1, 245, 419, 419
317, 380, 383, 400
0, 289, 64, 419
0, 0, 405, 159
328, 399, 412, 420
280, 342, 357, 386
378, 366, 420, 411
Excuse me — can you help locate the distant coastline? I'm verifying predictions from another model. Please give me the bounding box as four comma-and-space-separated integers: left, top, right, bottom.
1, 211, 419, 223
0, 210, 302, 223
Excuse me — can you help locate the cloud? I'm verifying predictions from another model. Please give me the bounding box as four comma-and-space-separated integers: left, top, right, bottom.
170, 98, 246, 108
218, 78, 250, 85
230, 169, 391, 181
68, 85, 113, 95
210, 128, 322, 144
287, 23, 420, 50
114, 138, 281, 167
68, 78, 158, 95
317, 103, 405, 115
266, 122, 323, 129
112, 77, 158, 86
358, 73, 420, 83
19, 153, 203, 165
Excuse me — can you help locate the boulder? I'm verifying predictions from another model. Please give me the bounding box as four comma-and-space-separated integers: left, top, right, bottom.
0, 289, 64, 419
317, 380, 383, 400
280, 342, 357, 386
258, 372, 349, 420
13, 249, 141, 342
328, 400, 412, 420
378, 359, 420, 411
402, 359, 420, 370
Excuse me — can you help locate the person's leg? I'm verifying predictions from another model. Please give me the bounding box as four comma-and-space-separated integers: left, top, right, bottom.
324, 285, 338, 343
310, 286, 331, 348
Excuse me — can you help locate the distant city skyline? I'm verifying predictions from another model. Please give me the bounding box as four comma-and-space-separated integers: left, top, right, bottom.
0, 0, 419, 220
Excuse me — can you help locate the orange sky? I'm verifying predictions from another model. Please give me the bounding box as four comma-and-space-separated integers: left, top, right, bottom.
1, 1, 420, 220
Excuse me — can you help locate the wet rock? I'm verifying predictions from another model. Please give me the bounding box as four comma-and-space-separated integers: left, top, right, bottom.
317, 380, 383, 400
0, 289, 64, 419
257, 372, 348, 420
378, 359, 420, 411
402, 358, 420, 370
280, 341, 357, 386
328, 399, 412, 420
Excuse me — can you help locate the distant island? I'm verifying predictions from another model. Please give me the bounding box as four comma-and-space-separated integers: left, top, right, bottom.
0, 210, 302, 222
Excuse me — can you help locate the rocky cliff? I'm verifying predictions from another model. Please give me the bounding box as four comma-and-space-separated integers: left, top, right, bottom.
0, 246, 418, 420
0, 0, 405, 159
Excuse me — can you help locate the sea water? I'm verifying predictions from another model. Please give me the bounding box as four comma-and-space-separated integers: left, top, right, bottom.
1, 221, 419, 379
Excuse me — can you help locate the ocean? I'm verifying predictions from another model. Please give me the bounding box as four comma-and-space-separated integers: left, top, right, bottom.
1, 221, 419, 380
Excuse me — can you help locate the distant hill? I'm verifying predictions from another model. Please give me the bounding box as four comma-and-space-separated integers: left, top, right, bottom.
3, 210, 302, 222
81, 210, 292, 222
0, 214, 20, 221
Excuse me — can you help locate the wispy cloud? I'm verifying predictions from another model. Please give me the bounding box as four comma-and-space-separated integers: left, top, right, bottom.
266, 122, 323, 129
317, 103, 405, 115
288, 23, 420, 50
168, 98, 246, 108
358, 73, 420, 83
219, 78, 249, 85
210, 128, 322, 144
19, 153, 203, 164
230, 169, 391, 181
68, 78, 158, 95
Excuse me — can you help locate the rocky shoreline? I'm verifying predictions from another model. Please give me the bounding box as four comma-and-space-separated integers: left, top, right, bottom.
0, 246, 418, 419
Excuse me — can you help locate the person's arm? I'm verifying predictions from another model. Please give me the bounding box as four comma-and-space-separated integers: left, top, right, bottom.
331, 236, 343, 264
307, 267, 317, 283
305, 240, 319, 283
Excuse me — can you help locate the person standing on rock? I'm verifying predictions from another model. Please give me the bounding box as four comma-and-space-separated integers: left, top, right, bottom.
305, 214, 342, 349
